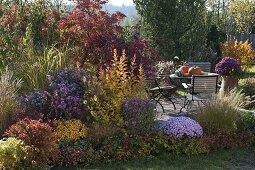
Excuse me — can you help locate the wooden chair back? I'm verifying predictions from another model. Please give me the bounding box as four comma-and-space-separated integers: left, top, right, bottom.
188, 62, 211, 72
191, 75, 218, 94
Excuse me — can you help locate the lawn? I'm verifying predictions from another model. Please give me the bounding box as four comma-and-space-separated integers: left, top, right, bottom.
54, 147, 255, 170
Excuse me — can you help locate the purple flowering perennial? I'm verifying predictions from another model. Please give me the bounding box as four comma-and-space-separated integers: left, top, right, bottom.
215, 57, 241, 76
123, 98, 155, 114
48, 68, 86, 118
159, 116, 203, 139
20, 90, 51, 113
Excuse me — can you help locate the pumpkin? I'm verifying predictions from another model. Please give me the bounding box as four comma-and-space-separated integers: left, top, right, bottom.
188, 66, 202, 76
180, 66, 189, 73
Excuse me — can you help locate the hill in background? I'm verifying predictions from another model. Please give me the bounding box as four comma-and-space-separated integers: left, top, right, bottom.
102, 4, 137, 18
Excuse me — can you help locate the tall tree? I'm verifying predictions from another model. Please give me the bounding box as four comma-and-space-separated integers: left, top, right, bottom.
134, 0, 208, 61
228, 0, 255, 34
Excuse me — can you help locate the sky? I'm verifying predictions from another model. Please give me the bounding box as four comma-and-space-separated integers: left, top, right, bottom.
108, 0, 134, 6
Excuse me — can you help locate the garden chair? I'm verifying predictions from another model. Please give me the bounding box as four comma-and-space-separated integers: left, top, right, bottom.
188, 62, 211, 72
180, 75, 219, 112
145, 77, 177, 113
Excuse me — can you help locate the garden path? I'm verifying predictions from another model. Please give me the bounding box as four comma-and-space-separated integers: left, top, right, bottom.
156, 97, 198, 120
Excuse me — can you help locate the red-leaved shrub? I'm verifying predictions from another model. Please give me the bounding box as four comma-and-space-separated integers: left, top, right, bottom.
4, 118, 57, 167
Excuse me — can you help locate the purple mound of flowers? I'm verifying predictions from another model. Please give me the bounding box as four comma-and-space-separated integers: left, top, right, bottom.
48, 68, 86, 119
215, 57, 241, 76
158, 116, 203, 138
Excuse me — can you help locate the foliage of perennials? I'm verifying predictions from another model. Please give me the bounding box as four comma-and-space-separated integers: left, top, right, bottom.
215, 57, 242, 76
123, 98, 156, 134
158, 116, 203, 139
0, 138, 32, 169
48, 67, 87, 119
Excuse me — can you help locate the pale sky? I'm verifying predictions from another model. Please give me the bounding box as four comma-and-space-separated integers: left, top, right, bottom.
108, 0, 134, 6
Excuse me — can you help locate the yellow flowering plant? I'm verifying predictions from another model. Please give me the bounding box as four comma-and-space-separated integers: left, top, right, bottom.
54, 119, 88, 141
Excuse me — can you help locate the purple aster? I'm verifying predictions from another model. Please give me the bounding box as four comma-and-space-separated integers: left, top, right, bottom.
158, 116, 203, 139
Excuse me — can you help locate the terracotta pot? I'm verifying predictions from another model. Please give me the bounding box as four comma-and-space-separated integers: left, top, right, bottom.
219, 76, 239, 95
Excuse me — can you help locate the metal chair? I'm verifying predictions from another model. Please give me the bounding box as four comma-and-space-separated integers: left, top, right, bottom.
180, 75, 219, 112
145, 77, 177, 112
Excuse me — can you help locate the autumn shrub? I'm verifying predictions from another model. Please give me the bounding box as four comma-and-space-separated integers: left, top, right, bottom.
54, 139, 99, 167
54, 119, 88, 142
0, 138, 32, 169
48, 67, 87, 119
4, 118, 57, 168
221, 39, 255, 68
0, 68, 22, 135
123, 98, 156, 134
90, 50, 146, 126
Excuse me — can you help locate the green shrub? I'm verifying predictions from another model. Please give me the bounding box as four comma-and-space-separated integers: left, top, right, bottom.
0, 68, 21, 135
240, 112, 255, 133
0, 138, 29, 169
242, 77, 255, 96
90, 50, 146, 126
195, 89, 244, 132
242, 78, 255, 109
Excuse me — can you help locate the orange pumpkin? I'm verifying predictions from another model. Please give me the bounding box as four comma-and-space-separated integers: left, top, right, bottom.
180, 66, 189, 73
188, 66, 202, 76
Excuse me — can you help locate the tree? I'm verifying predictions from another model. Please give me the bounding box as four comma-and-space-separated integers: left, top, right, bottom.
134, 0, 208, 61
228, 0, 255, 34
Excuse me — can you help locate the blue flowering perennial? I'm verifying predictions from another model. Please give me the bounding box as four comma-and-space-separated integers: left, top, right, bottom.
20, 90, 51, 115
159, 116, 203, 139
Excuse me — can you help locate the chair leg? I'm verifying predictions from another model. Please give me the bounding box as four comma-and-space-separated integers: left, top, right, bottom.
151, 95, 165, 113
180, 97, 188, 113
164, 95, 176, 110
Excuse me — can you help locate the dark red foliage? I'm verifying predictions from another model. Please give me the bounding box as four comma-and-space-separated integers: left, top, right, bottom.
57, 0, 125, 46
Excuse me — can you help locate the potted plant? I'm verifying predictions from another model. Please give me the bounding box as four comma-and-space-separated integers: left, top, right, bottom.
215, 57, 242, 95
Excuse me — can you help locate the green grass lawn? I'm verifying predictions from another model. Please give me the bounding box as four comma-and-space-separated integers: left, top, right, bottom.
54, 147, 255, 170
